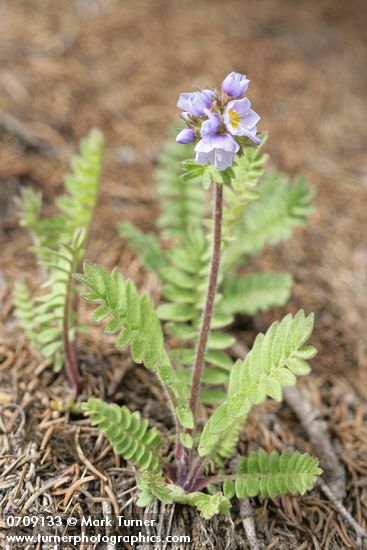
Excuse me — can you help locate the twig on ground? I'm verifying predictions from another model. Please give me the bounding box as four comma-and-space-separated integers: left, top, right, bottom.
162, 504, 175, 550
0, 114, 43, 149
0, 114, 69, 157
63, 475, 96, 508
283, 385, 346, 500
0, 456, 25, 480
22, 476, 69, 511
75, 428, 108, 482
224, 511, 236, 550
104, 483, 120, 516
156, 501, 165, 544
230, 457, 260, 550
239, 499, 261, 550
102, 500, 116, 550
319, 479, 367, 548
119, 495, 136, 513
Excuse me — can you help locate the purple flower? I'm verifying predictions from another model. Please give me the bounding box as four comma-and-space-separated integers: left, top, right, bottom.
176, 73, 261, 170
176, 128, 196, 144
195, 133, 239, 171
177, 89, 215, 117
200, 111, 221, 137
222, 72, 249, 98
224, 97, 261, 144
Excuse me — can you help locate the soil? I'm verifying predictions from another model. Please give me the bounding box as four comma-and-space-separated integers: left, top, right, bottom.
1, 1, 367, 549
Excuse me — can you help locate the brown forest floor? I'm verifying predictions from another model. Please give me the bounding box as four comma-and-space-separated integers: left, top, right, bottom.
1, 1, 367, 548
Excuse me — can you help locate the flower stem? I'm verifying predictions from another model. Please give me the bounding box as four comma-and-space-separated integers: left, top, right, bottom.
189, 182, 223, 422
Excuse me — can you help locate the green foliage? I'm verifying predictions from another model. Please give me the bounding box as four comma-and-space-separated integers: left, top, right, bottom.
221, 272, 293, 317
136, 471, 231, 519
14, 129, 105, 373
180, 158, 234, 191
211, 417, 244, 464
76, 261, 193, 430
198, 310, 316, 457
225, 172, 314, 266
76, 261, 165, 371
14, 229, 86, 371
135, 452, 319, 518
222, 138, 268, 241
117, 137, 314, 406
13, 280, 37, 343
117, 135, 314, 347
15, 188, 62, 265
136, 472, 177, 507
230, 309, 316, 401
15, 187, 42, 238
56, 128, 104, 233
175, 490, 231, 519
82, 130, 320, 517
14, 118, 321, 518
83, 398, 162, 473
223, 450, 322, 498
15, 128, 104, 262
118, 221, 165, 275
156, 139, 206, 239
156, 226, 235, 402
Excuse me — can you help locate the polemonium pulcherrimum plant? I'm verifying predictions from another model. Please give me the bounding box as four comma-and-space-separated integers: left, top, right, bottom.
79, 73, 321, 519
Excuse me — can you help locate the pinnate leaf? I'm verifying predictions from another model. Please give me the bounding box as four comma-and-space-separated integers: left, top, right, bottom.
222, 450, 321, 499
83, 398, 162, 473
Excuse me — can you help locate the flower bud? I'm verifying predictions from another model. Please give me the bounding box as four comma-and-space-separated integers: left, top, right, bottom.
176, 128, 196, 144
222, 72, 249, 98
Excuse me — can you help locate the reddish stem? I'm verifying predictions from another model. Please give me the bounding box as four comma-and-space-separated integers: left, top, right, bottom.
179, 183, 223, 486
183, 455, 207, 491
189, 182, 223, 422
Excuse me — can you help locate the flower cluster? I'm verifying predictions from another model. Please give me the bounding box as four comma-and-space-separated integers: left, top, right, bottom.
176, 72, 261, 171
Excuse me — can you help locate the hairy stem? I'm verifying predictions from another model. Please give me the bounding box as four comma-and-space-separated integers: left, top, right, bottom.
182, 182, 223, 484
189, 182, 223, 421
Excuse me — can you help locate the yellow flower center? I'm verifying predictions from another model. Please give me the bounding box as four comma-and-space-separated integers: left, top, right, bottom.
228, 108, 240, 129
